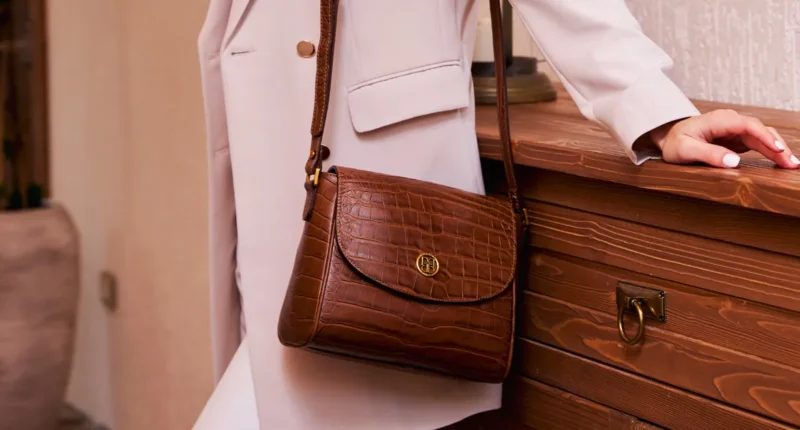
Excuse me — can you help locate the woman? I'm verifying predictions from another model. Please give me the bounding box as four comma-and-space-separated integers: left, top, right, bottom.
193, 1, 798, 429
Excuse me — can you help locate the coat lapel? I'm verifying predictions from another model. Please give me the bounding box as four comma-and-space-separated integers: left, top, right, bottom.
223, 0, 254, 48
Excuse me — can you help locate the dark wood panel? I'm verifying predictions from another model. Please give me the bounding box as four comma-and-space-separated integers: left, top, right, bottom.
481, 164, 800, 258
439, 373, 660, 430
476, 86, 800, 219
437, 410, 527, 430
528, 251, 800, 370
515, 340, 794, 430
520, 292, 800, 425
504, 377, 660, 430
525, 201, 800, 313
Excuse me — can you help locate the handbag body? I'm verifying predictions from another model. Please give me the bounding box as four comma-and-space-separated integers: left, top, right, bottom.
277, 0, 524, 384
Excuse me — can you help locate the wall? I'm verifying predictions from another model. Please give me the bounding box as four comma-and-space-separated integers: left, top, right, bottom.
47, 0, 212, 428
106, 0, 212, 427
493, 0, 800, 111
628, 0, 800, 111
47, 0, 125, 426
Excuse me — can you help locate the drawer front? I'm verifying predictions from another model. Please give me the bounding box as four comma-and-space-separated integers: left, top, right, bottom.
522, 249, 800, 427
502, 377, 659, 430
527, 201, 800, 314
529, 252, 800, 370
441, 377, 658, 430
513, 340, 793, 430
520, 168, 800, 258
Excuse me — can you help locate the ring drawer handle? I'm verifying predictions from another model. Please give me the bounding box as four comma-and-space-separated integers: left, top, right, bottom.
617, 299, 645, 345
615, 282, 667, 346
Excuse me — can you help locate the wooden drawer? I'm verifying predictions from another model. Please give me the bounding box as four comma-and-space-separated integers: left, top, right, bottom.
444, 376, 658, 430
471, 85, 800, 430
522, 251, 800, 428
527, 251, 800, 377
502, 377, 659, 430
526, 201, 800, 313
478, 164, 800, 429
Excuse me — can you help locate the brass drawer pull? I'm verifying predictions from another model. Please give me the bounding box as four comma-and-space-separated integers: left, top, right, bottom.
618, 299, 645, 345
616, 282, 667, 346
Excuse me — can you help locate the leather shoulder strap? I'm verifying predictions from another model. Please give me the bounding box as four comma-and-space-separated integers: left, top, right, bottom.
304, 0, 520, 218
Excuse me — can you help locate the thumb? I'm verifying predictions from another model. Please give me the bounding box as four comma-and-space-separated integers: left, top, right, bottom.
672, 137, 741, 168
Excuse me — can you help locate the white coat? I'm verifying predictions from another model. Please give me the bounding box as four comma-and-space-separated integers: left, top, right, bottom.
194, 1, 700, 429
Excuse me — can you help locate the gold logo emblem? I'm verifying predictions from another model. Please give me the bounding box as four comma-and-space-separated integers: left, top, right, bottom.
416, 253, 440, 277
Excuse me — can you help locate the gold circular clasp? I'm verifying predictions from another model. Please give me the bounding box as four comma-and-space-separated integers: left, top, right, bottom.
416, 253, 440, 277
618, 299, 645, 345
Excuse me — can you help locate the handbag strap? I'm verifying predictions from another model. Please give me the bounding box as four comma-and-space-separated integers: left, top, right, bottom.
303, 0, 520, 219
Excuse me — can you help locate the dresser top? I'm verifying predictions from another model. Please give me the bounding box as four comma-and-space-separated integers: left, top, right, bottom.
476, 86, 800, 219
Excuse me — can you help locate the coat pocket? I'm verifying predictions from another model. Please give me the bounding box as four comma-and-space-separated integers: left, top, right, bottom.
346, 61, 468, 133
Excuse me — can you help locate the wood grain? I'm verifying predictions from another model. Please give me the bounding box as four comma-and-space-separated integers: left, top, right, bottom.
526, 201, 800, 313
528, 250, 800, 377
482, 162, 800, 258
520, 291, 800, 425
477, 85, 800, 218
516, 339, 795, 430
503, 377, 660, 430
474, 85, 800, 429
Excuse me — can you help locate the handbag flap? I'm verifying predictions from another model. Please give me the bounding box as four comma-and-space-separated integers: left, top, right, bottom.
333, 167, 518, 303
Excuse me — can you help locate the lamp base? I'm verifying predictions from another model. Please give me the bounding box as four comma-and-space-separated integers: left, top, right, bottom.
472, 56, 557, 105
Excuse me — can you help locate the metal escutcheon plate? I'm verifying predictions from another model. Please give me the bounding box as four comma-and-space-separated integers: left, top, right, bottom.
616, 281, 667, 323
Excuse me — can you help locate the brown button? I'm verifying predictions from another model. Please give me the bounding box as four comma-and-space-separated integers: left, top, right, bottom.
297, 41, 316, 58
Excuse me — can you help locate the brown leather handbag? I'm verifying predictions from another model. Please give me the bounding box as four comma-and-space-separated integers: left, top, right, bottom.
277, 0, 524, 384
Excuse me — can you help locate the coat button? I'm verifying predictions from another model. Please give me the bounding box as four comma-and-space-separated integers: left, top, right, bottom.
297, 41, 316, 58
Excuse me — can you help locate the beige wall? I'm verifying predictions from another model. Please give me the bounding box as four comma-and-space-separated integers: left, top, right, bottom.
48, 0, 125, 426
49, 1, 797, 429
108, 0, 212, 427
48, 0, 212, 428
628, 0, 800, 111
491, 0, 800, 111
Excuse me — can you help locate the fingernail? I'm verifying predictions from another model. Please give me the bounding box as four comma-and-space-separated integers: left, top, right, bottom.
791, 155, 800, 165
723, 153, 741, 168
775, 140, 786, 151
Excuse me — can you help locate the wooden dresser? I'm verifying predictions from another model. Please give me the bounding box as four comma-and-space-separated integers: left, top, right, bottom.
452, 87, 800, 429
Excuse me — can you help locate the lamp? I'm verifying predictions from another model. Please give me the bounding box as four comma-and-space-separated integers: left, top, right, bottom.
472, 0, 556, 105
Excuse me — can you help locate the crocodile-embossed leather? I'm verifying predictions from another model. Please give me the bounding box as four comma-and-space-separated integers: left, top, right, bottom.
280, 170, 518, 382
279, 0, 521, 383
278, 173, 339, 347
335, 167, 517, 303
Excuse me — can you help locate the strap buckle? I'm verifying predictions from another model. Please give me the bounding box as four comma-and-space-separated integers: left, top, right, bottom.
509, 190, 530, 227
307, 168, 321, 188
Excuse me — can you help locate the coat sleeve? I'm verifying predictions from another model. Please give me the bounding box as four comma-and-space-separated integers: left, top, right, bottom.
510, 0, 701, 164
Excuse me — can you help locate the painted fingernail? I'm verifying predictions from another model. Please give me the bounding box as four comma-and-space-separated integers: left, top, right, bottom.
775, 140, 786, 151
723, 153, 741, 168
791, 155, 800, 165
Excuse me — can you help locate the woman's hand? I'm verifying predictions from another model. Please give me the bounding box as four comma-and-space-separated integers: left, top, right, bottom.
648, 109, 800, 169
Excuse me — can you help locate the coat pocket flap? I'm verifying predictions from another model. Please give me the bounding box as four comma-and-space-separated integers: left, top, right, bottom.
346, 61, 469, 133
332, 167, 518, 303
